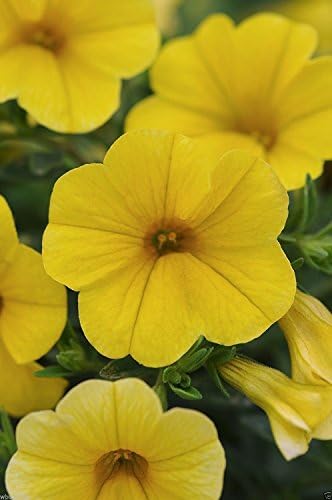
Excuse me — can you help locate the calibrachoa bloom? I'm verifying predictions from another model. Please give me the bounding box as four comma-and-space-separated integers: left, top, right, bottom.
279, 289, 332, 440
0, 196, 67, 415
219, 356, 332, 460
0, 0, 159, 133
127, 13, 332, 190
6, 378, 225, 499
43, 130, 295, 367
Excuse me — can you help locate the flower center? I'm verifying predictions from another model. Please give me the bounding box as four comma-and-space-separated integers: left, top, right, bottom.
250, 130, 275, 150
95, 449, 148, 483
153, 230, 179, 254
146, 219, 197, 256
20, 23, 66, 52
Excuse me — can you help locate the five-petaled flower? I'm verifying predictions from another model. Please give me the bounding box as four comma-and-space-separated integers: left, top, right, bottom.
0, 0, 159, 132
6, 378, 225, 499
43, 129, 295, 367
0, 196, 67, 416
127, 13, 332, 190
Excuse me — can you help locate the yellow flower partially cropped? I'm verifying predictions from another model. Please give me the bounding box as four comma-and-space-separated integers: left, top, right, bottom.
0, 195, 66, 363
0, 0, 159, 133
0, 195, 67, 415
6, 378, 225, 500
276, 0, 332, 54
43, 130, 295, 367
219, 356, 332, 460
279, 289, 332, 440
126, 13, 332, 190
0, 338, 67, 417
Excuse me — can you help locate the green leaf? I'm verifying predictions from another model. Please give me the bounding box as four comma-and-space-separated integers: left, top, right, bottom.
0, 408, 16, 456
99, 356, 152, 381
162, 366, 181, 384
209, 345, 237, 365
169, 383, 203, 400
205, 362, 230, 398
34, 365, 73, 378
177, 347, 214, 373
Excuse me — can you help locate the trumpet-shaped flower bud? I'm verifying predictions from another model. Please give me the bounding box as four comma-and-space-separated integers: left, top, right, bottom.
279, 289, 332, 439
219, 356, 332, 460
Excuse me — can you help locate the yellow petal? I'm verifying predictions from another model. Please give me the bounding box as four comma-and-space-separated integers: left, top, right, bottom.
146, 408, 225, 499
56, 379, 162, 455
193, 131, 264, 166
313, 412, 332, 440
0, 244, 66, 364
68, 24, 159, 79
78, 256, 156, 361
267, 140, 323, 191
126, 95, 220, 136
8, 0, 47, 21
194, 151, 289, 241
15, 411, 99, 465
234, 13, 317, 113
279, 290, 332, 384
0, 42, 121, 133
277, 57, 332, 160
97, 472, 148, 500
150, 35, 234, 124
268, 410, 310, 461
0, 2, 17, 48
193, 14, 236, 120
47, 0, 157, 34
0, 339, 66, 417
0, 196, 18, 276
193, 243, 295, 345
6, 453, 97, 500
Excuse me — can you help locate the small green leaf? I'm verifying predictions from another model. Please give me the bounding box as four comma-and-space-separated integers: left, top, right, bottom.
209, 345, 237, 365
99, 356, 151, 381
34, 365, 73, 378
169, 383, 203, 401
205, 362, 230, 398
162, 366, 181, 384
177, 347, 214, 373
180, 373, 191, 388
0, 408, 16, 456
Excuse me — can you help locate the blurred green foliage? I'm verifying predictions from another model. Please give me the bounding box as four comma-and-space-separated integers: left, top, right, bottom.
0, 1, 331, 499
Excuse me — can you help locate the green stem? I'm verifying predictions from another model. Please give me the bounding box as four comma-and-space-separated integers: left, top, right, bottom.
153, 370, 168, 411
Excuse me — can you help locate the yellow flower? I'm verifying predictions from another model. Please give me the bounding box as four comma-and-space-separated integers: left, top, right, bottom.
0, 0, 159, 133
152, 0, 182, 35
0, 195, 67, 415
43, 130, 295, 367
6, 378, 225, 499
276, 0, 332, 54
219, 356, 332, 460
126, 13, 332, 190
279, 289, 332, 440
